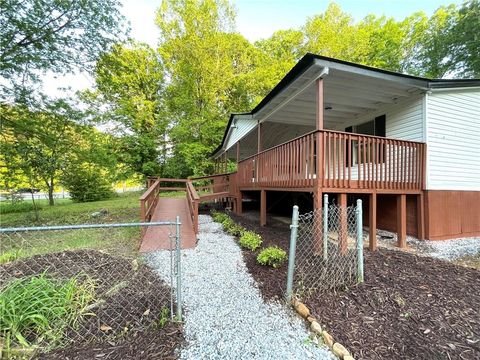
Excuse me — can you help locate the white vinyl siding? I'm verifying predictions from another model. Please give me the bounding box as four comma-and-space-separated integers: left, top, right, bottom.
386, 96, 424, 142
348, 95, 424, 142
426, 89, 480, 191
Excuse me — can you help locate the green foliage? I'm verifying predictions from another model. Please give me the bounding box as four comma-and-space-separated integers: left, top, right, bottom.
211, 210, 230, 224
157, 306, 170, 328
0, 273, 95, 351
256, 246, 287, 268
0, 0, 127, 97
239, 231, 262, 251
0, 250, 21, 265
87, 41, 168, 177
61, 165, 115, 203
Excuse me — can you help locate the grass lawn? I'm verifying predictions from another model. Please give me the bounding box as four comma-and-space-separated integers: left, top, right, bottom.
0, 191, 147, 261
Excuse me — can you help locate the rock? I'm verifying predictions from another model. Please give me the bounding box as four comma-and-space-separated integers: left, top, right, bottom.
310, 321, 323, 335
332, 342, 351, 359
91, 208, 108, 218
322, 330, 334, 348
344, 356, 354, 360
307, 315, 316, 323
294, 302, 310, 318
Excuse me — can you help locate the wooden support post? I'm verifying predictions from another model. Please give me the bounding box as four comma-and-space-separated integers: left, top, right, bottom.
257, 122, 263, 153
224, 153, 228, 173
397, 194, 407, 248
236, 191, 243, 215
417, 193, 425, 240
338, 193, 348, 254
316, 78, 324, 130
236, 141, 240, 164
369, 193, 377, 251
260, 190, 267, 226
313, 189, 323, 255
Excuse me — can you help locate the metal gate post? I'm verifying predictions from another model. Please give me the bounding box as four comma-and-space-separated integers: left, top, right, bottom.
286, 205, 299, 303
356, 199, 364, 283
175, 215, 182, 321
323, 194, 329, 260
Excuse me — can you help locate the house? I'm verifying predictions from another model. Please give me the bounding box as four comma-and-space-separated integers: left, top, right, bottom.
209, 54, 480, 247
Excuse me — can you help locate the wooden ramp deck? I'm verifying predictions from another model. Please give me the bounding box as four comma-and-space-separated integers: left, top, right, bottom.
140, 197, 197, 252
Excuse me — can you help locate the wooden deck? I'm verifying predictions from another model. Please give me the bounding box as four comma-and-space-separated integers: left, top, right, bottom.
140, 197, 197, 252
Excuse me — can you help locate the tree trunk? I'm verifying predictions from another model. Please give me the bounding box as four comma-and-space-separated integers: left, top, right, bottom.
48, 178, 55, 206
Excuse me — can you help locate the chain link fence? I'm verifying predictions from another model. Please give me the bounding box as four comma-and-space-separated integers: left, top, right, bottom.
0, 221, 182, 356
286, 196, 364, 301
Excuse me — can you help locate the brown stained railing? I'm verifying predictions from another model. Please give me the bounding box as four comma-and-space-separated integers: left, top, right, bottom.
186, 181, 200, 234
140, 178, 188, 223
237, 129, 426, 191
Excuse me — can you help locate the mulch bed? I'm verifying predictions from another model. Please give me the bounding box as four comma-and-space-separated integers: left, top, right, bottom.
230, 211, 480, 360
0, 250, 183, 359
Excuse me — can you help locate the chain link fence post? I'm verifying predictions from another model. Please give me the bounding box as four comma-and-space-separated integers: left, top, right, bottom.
356, 199, 364, 283
175, 215, 182, 321
286, 205, 299, 303
323, 194, 329, 261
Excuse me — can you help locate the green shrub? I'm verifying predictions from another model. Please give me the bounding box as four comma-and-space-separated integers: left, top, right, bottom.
0, 273, 95, 351
239, 231, 262, 251
0, 250, 21, 265
211, 210, 230, 224
226, 224, 246, 237
257, 246, 287, 268
61, 165, 114, 202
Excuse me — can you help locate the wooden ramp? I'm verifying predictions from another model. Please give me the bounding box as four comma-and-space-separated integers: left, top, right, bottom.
140, 197, 197, 252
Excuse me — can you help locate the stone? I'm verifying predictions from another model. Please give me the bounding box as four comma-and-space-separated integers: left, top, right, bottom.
344, 356, 354, 360
294, 302, 310, 318
306, 315, 316, 323
332, 342, 351, 359
322, 330, 334, 349
310, 321, 323, 335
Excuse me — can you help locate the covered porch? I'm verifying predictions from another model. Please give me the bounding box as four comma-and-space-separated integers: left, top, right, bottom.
211, 55, 428, 249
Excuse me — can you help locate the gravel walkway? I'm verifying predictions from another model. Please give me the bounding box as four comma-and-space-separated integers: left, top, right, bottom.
146, 215, 335, 360
374, 228, 480, 260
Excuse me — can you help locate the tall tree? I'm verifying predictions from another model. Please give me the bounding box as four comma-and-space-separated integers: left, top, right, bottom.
156, 0, 256, 176
0, 0, 128, 99
86, 42, 167, 177
1, 98, 85, 205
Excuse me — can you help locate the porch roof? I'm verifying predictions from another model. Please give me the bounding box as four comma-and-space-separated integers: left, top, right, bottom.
212, 53, 480, 158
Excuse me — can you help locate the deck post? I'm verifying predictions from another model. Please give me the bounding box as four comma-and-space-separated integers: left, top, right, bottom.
397, 194, 407, 248
257, 122, 263, 153
369, 193, 377, 251
338, 193, 348, 254
417, 193, 425, 240
316, 78, 324, 130
236, 190, 243, 215
236, 141, 240, 164
260, 189, 267, 226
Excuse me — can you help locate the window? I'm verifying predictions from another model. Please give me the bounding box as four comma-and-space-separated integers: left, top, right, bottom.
345, 115, 386, 165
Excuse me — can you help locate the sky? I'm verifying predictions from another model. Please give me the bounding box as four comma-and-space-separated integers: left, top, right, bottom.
43, 0, 462, 96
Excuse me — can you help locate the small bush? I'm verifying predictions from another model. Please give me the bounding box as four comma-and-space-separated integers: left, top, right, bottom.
211, 210, 230, 224
0, 250, 21, 264
62, 165, 114, 202
226, 224, 246, 237
257, 246, 287, 268
239, 231, 262, 251
0, 273, 95, 351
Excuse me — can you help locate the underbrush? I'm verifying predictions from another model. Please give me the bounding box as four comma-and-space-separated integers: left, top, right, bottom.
0, 273, 95, 354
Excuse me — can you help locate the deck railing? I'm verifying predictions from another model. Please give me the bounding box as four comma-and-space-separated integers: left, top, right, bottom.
237, 129, 426, 191
186, 181, 200, 234
140, 178, 187, 223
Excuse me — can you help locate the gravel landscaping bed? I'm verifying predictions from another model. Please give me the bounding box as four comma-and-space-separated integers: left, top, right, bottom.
146, 215, 335, 360
231, 211, 480, 360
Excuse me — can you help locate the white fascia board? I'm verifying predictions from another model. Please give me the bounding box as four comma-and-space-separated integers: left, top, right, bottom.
318, 58, 430, 89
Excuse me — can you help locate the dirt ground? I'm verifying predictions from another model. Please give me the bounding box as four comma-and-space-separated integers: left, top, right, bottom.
0, 250, 183, 359
230, 211, 480, 360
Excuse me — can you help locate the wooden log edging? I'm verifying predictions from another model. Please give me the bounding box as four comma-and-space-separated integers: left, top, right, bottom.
292, 298, 355, 360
